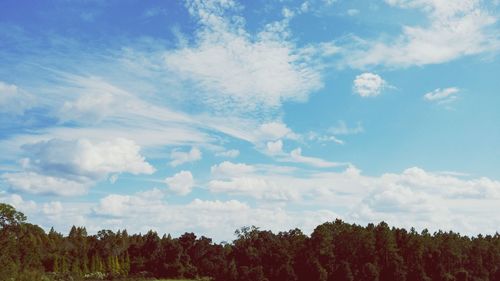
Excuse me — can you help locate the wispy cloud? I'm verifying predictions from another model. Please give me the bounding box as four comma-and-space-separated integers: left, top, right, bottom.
288, 148, 346, 168
424, 87, 460, 104
215, 149, 240, 158
164, 0, 324, 115
0, 81, 34, 115
329, 121, 364, 135
341, 0, 499, 68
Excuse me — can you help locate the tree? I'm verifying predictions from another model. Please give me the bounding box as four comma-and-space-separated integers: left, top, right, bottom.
334, 261, 354, 281
361, 262, 380, 281
0, 204, 27, 279
0, 203, 26, 229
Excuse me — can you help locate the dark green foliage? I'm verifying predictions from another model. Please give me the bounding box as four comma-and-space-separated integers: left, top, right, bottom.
3, 203, 500, 281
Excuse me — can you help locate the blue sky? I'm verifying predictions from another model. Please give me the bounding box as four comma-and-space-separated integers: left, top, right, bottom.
1, 0, 500, 241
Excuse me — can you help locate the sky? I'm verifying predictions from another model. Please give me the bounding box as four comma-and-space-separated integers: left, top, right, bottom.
1, 0, 500, 242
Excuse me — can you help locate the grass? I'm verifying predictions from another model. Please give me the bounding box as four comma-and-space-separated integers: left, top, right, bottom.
119, 278, 203, 281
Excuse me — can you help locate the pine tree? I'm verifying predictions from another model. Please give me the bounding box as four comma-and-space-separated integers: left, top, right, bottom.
90, 254, 96, 273
119, 254, 127, 276
98, 255, 104, 272
124, 252, 131, 276
71, 258, 82, 276
114, 255, 121, 276
53, 256, 59, 273
107, 256, 113, 275
61, 257, 69, 273
82, 254, 89, 274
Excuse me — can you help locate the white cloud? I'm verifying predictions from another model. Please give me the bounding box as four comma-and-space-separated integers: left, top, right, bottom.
93, 188, 165, 217
288, 148, 345, 168
381, 167, 500, 199
22, 138, 155, 181
306, 132, 345, 145
142, 7, 168, 18
423, 87, 460, 103
164, 0, 323, 114
209, 162, 302, 201
2, 172, 89, 196
306, 120, 364, 145
188, 198, 249, 212
300, 1, 310, 13
59, 76, 125, 123
208, 177, 300, 201
14, 164, 500, 241
42, 201, 64, 216
362, 184, 438, 214
215, 149, 240, 158
329, 121, 364, 135
93, 194, 135, 217
343, 0, 499, 67
201, 162, 500, 236
4, 74, 214, 153
211, 161, 255, 177
1, 138, 154, 196
347, 9, 360, 16
165, 170, 195, 195
169, 147, 202, 166
266, 139, 284, 155
89, 188, 338, 241
0, 81, 34, 115
353, 73, 387, 97
258, 122, 297, 141
0, 191, 37, 214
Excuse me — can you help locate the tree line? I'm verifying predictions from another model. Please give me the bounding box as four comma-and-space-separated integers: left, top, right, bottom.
1, 202, 500, 281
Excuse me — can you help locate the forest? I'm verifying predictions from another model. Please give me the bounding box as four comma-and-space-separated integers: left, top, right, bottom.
2, 202, 500, 281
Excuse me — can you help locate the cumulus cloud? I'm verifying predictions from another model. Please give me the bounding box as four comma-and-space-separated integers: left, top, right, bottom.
208, 161, 302, 201
169, 147, 202, 167
200, 163, 500, 236
93, 188, 165, 217
2, 172, 89, 196
346, 166, 500, 232
211, 161, 255, 178
2, 138, 154, 196
266, 139, 284, 155
22, 138, 155, 181
188, 198, 249, 212
0, 191, 37, 214
42, 201, 64, 216
381, 167, 500, 199
259, 122, 296, 141
353, 73, 387, 97
96, 194, 132, 217
13, 164, 500, 240
165, 170, 195, 195
208, 177, 300, 201
423, 87, 460, 103
89, 188, 337, 241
